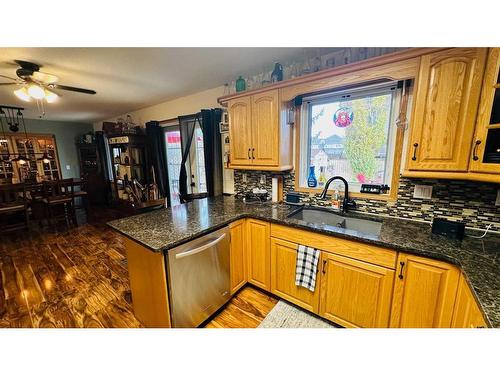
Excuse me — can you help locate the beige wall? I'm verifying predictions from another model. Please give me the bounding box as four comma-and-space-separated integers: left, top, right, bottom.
94, 85, 225, 130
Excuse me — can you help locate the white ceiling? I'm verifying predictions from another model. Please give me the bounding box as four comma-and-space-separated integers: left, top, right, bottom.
0, 48, 335, 123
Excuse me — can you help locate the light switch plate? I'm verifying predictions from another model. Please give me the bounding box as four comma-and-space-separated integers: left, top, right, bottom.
413, 184, 433, 199
260, 174, 266, 185
242, 173, 247, 183
496, 190, 500, 206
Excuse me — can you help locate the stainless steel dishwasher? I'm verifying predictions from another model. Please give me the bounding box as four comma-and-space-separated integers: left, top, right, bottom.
166, 226, 231, 328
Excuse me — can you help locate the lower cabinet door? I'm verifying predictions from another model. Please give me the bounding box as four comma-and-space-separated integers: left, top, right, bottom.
270, 237, 321, 313
390, 253, 460, 328
246, 219, 271, 291
319, 252, 395, 328
451, 274, 487, 328
229, 220, 247, 295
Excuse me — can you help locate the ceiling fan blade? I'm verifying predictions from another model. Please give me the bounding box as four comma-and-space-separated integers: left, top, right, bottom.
49, 84, 96, 95
0, 74, 17, 81
33, 71, 58, 84
0, 82, 17, 86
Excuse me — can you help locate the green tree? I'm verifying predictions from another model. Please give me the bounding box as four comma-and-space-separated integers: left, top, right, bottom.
344, 95, 389, 182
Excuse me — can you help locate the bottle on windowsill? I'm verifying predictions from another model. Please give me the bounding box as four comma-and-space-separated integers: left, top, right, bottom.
318, 166, 326, 188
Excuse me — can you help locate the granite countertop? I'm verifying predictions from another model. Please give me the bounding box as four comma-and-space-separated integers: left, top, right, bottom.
108, 196, 500, 328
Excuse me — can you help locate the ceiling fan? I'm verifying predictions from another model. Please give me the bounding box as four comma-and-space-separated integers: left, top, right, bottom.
0, 60, 97, 103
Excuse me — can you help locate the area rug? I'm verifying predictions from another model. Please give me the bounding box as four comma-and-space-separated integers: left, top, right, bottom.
258, 300, 336, 328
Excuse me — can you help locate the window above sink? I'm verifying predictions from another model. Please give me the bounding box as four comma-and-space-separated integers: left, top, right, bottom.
296, 81, 410, 200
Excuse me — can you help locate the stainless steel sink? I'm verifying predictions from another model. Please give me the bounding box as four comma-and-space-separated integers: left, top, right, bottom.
287, 206, 382, 236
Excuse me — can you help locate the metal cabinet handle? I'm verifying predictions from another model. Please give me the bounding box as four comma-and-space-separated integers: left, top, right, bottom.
398, 261, 405, 279
252, 148, 255, 159
411, 143, 418, 161
322, 260, 327, 274
472, 140, 481, 161
247, 148, 251, 159
175, 233, 226, 259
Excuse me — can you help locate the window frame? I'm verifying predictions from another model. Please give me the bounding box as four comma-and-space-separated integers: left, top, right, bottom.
295, 81, 408, 201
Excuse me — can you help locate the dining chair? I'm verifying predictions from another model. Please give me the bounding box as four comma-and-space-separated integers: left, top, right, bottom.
0, 183, 29, 232
42, 179, 76, 228
71, 178, 89, 218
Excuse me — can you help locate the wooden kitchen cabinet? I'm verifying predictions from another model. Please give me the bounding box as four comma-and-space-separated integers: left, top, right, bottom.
469, 48, 500, 178
270, 237, 321, 313
246, 219, 271, 291
229, 220, 247, 295
251, 90, 280, 166
406, 48, 487, 172
319, 252, 395, 328
390, 253, 460, 328
451, 274, 488, 328
227, 89, 292, 171
228, 96, 253, 166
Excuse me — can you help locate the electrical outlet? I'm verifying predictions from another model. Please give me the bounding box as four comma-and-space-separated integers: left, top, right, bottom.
260, 174, 266, 185
496, 190, 500, 206
242, 173, 247, 183
66, 165, 71, 170
413, 184, 433, 199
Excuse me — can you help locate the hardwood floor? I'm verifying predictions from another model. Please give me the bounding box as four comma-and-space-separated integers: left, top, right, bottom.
0, 207, 278, 328
204, 286, 278, 328
0, 207, 142, 328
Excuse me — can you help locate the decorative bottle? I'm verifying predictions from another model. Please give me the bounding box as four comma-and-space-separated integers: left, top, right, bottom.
318, 166, 326, 187
307, 166, 317, 188
235, 76, 246, 92
271, 62, 283, 83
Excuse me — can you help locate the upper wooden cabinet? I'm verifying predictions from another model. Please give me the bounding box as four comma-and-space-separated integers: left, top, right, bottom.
228, 96, 253, 166
390, 253, 460, 328
452, 274, 488, 328
406, 48, 487, 172
469, 48, 500, 176
246, 219, 271, 291
227, 89, 292, 171
229, 220, 247, 295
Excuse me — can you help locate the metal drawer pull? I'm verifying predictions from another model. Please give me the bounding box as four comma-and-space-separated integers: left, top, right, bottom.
252, 148, 255, 159
248, 148, 251, 159
322, 260, 327, 274
398, 261, 405, 279
175, 233, 226, 259
411, 143, 418, 161
472, 140, 481, 161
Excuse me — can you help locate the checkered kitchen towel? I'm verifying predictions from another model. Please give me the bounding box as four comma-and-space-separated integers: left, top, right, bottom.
295, 244, 320, 292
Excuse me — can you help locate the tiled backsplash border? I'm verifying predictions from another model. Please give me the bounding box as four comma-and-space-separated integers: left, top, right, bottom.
233, 170, 500, 230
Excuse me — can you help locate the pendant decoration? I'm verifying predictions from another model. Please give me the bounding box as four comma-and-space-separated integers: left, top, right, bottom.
333, 102, 354, 128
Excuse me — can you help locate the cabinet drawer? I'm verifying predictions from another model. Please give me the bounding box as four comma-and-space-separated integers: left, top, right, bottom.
270, 224, 396, 269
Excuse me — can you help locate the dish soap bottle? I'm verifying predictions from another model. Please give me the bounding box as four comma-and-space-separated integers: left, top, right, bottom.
307, 166, 317, 188
235, 76, 246, 92
318, 166, 326, 187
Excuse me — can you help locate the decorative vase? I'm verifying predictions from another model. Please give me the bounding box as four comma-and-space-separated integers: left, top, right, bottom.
235, 76, 246, 92
271, 62, 283, 83
307, 166, 317, 188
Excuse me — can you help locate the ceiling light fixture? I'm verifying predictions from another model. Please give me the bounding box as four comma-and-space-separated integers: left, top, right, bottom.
27, 84, 46, 99
14, 87, 32, 102
37, 151, 53, 163
44, 89, 59, 103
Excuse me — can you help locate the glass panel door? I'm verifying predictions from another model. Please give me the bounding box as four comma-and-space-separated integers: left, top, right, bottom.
165, 127, 182, 206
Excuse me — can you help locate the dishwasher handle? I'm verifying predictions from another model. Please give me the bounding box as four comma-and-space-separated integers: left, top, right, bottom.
175, 233, 227, 259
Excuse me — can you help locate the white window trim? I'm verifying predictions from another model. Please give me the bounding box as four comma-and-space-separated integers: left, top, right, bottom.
298, 82, 402, 193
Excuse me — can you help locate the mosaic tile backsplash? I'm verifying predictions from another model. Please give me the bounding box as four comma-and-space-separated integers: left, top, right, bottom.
233, 170, 500, 230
